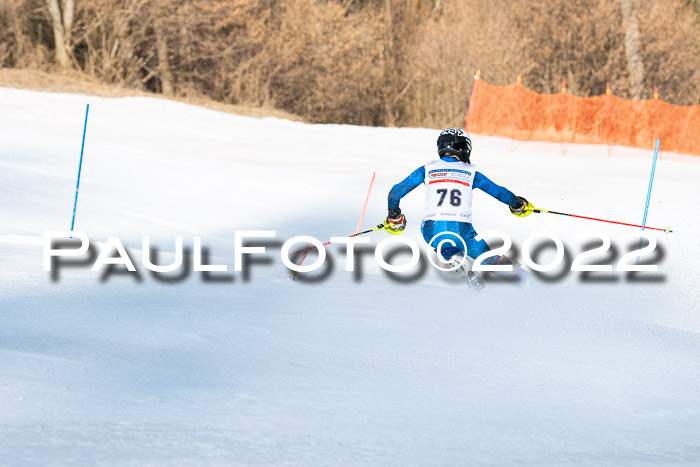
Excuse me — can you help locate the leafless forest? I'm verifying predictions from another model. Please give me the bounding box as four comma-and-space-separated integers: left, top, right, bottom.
1, 0, 699, 127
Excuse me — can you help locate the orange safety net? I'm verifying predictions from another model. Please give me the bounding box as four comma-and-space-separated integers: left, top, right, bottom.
465, 76, 700, 156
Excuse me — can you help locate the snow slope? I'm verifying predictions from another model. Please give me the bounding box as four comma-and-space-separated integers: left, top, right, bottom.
1, 87, 700, 465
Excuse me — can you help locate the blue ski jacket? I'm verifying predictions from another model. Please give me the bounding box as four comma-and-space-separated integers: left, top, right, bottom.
388, 157, 520, 213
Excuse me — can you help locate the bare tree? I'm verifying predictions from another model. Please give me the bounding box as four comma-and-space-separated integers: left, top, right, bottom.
45, 0, 74, 68
621, 0, 645, 99
384, 0, 395, 125
155, 16, 173, 96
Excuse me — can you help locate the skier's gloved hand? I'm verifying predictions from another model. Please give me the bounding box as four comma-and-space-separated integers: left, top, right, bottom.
384, 208, 406, 235
509, 196, 534, 217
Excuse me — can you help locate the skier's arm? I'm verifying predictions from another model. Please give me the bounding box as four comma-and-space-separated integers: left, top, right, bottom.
474, 171, 533, 217
387, 166, 425, 216
473, 171, 520, 207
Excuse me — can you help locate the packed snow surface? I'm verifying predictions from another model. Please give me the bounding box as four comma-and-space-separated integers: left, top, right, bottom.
1, 87, 700, 465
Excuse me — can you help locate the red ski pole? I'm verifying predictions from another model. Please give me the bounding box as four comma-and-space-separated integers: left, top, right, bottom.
532, 208, 672, 233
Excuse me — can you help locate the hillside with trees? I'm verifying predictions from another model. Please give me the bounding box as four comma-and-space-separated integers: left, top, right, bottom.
1, 0, 698, 127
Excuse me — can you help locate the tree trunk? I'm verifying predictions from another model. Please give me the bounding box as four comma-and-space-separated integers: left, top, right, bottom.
384, 0, 395, 126
621, 0, 645, 99
431, 0, 443, 19
45, 0, 70, 68
61, 0, 74, 36
155, 18, 174, 96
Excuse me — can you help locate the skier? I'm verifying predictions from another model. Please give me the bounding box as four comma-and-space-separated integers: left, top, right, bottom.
384, 127, 533, 289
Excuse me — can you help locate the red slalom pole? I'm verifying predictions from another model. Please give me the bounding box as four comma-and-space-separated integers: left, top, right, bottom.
533, 208, 672, 233
560, 78, 567, 155
355, 172, 376, 234
510, 74, 521, 152
294, 173, 377, 273
464, 70, 481, 131
605, 83, 612, 158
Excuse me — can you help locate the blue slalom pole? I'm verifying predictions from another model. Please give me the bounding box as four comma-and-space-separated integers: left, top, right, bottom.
637, 138, 660, 263
70, 104, 90, 231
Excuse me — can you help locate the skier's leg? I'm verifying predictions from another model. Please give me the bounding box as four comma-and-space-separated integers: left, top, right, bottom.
461, 223, 528, 283
459, 223, 490, 260
422, 220, 484, 290
421, 220, 465, 260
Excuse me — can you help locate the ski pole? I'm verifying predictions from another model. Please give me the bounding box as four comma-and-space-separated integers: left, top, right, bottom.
289, 223, 386, 257
531, 208, 672, 233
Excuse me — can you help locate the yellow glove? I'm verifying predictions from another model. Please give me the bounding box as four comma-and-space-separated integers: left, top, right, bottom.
509, 196, 534, 217
383, 213, 406, 235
